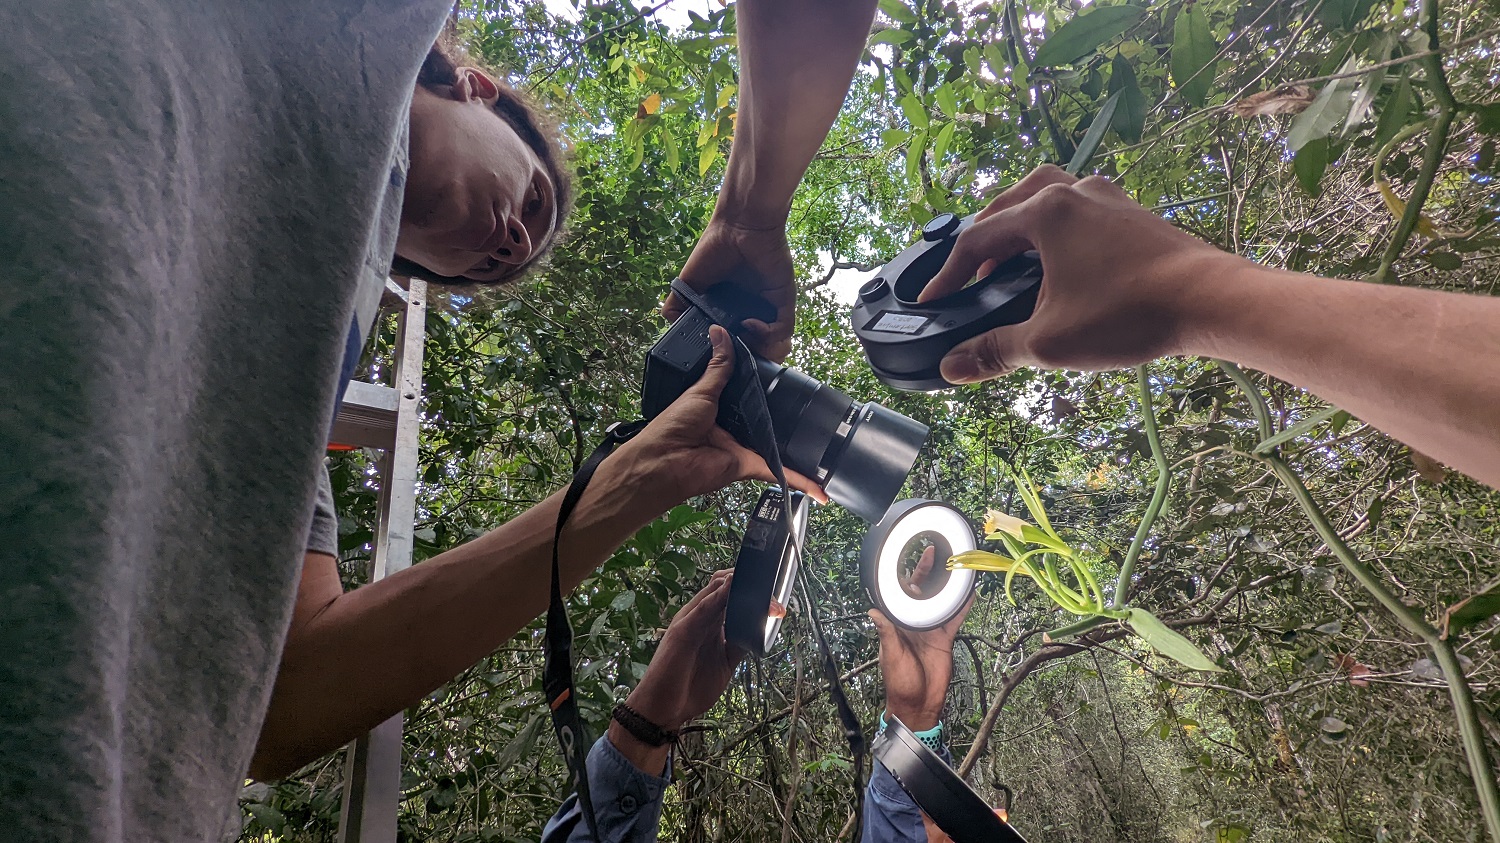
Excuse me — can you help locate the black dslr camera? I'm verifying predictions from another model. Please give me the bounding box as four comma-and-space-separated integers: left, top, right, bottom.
852, 212, 1043, 392
642, 280, 928, 524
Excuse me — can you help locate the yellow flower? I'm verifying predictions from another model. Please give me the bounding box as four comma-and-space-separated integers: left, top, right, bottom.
983, 509, 1030, 540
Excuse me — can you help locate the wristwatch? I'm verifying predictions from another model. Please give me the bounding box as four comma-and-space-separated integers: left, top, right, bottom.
878, 710, 944, 753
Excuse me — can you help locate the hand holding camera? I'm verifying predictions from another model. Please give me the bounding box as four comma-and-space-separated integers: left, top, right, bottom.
620, 324, 828, 507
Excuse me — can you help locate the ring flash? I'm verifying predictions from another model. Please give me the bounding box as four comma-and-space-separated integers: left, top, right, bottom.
725, 487, 809, 657
862, 500, 976, 630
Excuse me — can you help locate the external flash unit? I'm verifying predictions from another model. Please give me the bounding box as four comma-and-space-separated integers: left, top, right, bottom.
862, 499, 977, 630
725, 487, 809, 657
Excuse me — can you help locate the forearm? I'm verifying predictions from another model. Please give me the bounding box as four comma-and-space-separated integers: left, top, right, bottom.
252, 442, 678, 780
1188, 260, 1500, 487
714, 0, 878, 227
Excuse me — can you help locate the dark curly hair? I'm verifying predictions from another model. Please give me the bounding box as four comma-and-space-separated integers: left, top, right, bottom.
392, 37, 574, 287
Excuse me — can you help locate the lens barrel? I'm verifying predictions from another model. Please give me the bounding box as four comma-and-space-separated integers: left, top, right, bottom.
757, 359, 928, 523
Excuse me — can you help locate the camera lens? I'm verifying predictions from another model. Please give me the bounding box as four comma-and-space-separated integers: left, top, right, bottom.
756, 359, 928, 523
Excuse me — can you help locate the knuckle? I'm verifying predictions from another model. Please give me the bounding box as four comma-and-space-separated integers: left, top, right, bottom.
973, 331, 1013, 376
1027, 330, 1070, 366
1030, 183, 1078, 216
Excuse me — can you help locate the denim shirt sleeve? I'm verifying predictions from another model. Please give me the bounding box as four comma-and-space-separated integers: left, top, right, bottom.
860, 744, 955, 843
541, 735, 671, 843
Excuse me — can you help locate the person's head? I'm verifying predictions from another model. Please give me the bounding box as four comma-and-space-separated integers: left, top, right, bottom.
394, 37, 573, 286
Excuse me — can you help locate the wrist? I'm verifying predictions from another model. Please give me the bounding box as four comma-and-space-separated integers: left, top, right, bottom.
1167, 249, 1267, 360
606, 441, 691, 519
710, 185, 791, 232
887, 702, 944, 733
624, 686, 688, 734
606, 719, 673, 777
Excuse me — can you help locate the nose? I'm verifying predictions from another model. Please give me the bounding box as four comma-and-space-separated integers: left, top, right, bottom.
492, 215, 532, 266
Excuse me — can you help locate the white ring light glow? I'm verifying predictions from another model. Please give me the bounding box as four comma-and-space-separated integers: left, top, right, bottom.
875, 502, 976, 629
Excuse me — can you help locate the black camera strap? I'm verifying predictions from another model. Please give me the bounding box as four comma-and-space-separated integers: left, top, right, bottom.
669, 279, 869, 835
544, 419, 647, 842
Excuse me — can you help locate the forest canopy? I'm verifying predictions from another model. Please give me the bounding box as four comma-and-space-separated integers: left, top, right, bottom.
243, 0, 1500, 840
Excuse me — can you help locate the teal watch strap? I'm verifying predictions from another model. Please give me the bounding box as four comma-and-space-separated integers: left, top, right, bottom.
878, 710, 945, 752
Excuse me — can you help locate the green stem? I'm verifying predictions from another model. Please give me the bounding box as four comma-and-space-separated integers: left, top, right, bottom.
1047, 614, 1111, 640
1218, 360, 1500, 842
1113, 365, 1172, 609
1374, 0, 1458, 283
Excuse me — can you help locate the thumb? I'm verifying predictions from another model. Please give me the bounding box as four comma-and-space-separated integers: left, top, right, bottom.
939, 323, 1036, 385
868, 608, 895, 636
919, 209, 1035, 303
687, 325, 736, 402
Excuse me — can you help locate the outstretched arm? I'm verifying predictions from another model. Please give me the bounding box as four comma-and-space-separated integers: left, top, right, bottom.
251, 329, 822, 780
923, 165, 1500, 489
667, 0, 881, 361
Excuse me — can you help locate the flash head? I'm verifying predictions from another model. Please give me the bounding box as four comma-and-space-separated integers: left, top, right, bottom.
862, 499, 976, 630
725, 487, 809, 657
873, 714, 1030, 843
851, 213, 1043, 392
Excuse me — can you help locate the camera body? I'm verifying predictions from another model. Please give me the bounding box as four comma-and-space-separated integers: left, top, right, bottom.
642, 282, 929, 524
851, 212, 1043, 392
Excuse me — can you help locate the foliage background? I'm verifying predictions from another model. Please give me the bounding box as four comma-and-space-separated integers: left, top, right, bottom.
243, 0, 1500, 840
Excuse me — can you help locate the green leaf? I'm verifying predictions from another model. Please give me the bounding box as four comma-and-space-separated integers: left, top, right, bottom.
1080, 67, 1103, 98
1317, 0, 1377, 31
1374, 72, 1410, 147
1287, 59, 1358, 152
1032, 5, 1148, 68
932, 121, 957, 163
1254, 405, 1342, 454
698, 144, 719, 177
492, 713, 547, 775
905, 129, 927, 181
934, 84, 959, 119
1424, 251, 1462, 270
878, 0, 917, 25
1067, 89, 1121, 175
881, 127, 911, 149
1294, 137, 1330, 197
661, 129, 679, 171
609, 590, 636, 612
1330, 410, 1353, 436
1170, 4, 1217, 109
869, 28, 914, 48
1445, 577, 1500, 636
1107, 54, 1146, 144
1127, 608, 1225, 672
983, 42, 1010, 78
1475, 102, 1500, 137
899, 93, 930, 131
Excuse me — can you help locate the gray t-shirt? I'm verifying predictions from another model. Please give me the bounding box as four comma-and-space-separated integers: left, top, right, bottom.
0, 2, 447, 840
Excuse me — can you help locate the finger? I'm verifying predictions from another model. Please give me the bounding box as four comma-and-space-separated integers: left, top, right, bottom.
685, 325, 736, 402
939, 322, 1038, 384
722, 435, 831, 503
912, 545, 938, 587
662, 290, 685, 323
868, 608, 894, 636
768, 599, 787, 619
919, 206, 1037, 303
739, 318, 791, 364
975, 164, 1076, 222
676, 570, 731, 620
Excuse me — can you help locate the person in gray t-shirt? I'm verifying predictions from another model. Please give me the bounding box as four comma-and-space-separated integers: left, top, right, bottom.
0, 2, 881, 840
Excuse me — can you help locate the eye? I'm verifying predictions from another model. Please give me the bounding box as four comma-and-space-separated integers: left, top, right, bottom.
525, 180, 545, 216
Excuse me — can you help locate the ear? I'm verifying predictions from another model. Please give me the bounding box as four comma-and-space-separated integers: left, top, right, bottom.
455, 67, 501, 104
